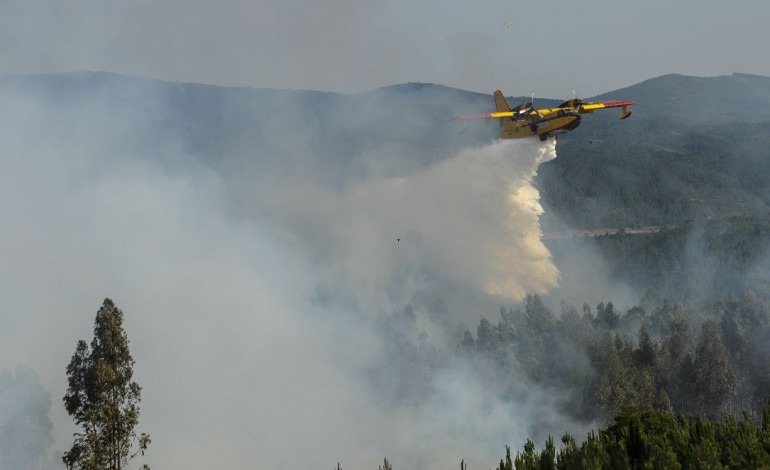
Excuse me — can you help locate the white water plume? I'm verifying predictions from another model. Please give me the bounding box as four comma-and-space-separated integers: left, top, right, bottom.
249, 138, 560, 313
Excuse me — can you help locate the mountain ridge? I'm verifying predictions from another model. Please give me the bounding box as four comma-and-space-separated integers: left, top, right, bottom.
3, 70, 769, 229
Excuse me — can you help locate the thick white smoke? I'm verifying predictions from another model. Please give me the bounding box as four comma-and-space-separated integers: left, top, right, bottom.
240, 138, 559, 316
245, 138, 565, 469
219, 138, 566, 468
0, 84, 565, 469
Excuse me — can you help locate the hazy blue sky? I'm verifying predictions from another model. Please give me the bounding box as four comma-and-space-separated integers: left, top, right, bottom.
1, 0, 768, 96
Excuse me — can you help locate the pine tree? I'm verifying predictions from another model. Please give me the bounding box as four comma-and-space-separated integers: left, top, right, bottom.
692, 321, 736, 417
62, 298, 150, 470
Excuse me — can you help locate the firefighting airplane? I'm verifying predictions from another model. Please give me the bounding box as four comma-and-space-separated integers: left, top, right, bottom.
456, 90, 633, 141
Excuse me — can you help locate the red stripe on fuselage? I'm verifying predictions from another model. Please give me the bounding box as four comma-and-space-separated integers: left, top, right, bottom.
600, 100, 634, 108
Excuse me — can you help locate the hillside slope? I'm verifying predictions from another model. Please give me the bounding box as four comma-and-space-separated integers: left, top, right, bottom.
3, 71, 769, 230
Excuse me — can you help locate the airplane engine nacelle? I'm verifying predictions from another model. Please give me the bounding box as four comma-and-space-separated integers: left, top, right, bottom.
556, 98, 582, 109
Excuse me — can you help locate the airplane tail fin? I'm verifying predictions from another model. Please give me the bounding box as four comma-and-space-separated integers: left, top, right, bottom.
493, 90, 519, 138
493, 90, 512, 113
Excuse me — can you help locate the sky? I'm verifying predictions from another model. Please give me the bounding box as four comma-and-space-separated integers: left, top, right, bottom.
1, 0, 769, 96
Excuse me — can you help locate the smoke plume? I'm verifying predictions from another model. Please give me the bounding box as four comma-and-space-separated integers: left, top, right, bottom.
0, 78, 569, 469
242, 138, 559, 314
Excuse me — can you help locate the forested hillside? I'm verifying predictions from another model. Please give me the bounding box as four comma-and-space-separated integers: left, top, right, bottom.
4, 71, 768, 231
540, 73, 770, 229
373, 284, 770, 468
547, 214, 770, 300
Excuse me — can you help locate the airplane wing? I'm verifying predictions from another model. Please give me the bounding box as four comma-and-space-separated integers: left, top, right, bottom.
578, 100, 634, 119
453, 111, 533, 121
453, 112, 494, 120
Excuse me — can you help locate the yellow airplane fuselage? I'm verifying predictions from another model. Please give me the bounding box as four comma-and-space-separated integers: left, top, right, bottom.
497, 108, 581, 140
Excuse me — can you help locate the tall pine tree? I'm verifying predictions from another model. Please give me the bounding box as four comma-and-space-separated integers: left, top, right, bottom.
63, 298, 150, 470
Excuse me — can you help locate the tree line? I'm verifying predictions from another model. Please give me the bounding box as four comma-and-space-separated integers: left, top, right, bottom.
498, 402, 770, 469
460, 291, 770, 424
367, 403, 770, 469
6, 291, 770, 468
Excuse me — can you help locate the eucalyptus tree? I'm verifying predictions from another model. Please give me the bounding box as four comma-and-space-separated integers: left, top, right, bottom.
63, 298, 150, 470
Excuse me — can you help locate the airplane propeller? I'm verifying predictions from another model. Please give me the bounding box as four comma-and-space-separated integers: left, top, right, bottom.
530, 90, 543, 118
572, 88, 582, 113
